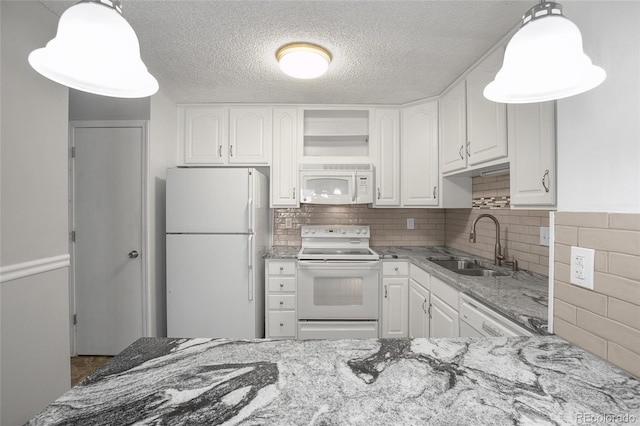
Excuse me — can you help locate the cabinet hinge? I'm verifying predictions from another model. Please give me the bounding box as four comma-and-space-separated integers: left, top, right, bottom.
71, 231, 76, 242
73, 314, 77, 325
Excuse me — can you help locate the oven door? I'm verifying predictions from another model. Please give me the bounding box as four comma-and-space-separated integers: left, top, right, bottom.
297, 261, 380, 320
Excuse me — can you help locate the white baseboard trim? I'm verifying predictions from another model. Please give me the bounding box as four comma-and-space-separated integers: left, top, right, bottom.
0, 254, 70, 283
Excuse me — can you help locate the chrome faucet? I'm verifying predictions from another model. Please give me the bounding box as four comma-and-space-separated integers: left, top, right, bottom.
469, 213, 505, 266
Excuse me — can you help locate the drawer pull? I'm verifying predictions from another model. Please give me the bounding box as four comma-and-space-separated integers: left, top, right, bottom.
279, 283, 284, 288
279, 322, 284, 327
279, 266, 284, 271
279, 301, 284, 305
394, 266, 399, 272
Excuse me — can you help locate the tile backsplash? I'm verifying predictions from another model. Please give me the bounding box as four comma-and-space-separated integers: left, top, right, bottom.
272, 174, 552, 276
273, 205, 445, 247
553, 212, 640, 378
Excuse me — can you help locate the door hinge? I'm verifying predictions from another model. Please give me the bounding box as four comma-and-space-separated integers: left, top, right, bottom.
71, 147, 76, 158
73, 314, 77, 325
71, 230, 76, 242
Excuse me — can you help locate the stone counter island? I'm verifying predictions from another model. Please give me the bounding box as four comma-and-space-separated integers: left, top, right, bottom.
29, 336, 640, 425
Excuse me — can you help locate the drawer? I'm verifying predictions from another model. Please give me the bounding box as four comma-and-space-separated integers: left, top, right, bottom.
268, 311, 296, 337
431, 276, 459, 310
410, 263, 429, 289
382, 261, 409, 276
268, 261, 296, 275
268, 277, 296, 292
268, 294, 296, 310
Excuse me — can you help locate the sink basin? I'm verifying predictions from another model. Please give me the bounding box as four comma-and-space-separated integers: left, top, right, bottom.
429, 259, 480, 270
453, 269, 508, 277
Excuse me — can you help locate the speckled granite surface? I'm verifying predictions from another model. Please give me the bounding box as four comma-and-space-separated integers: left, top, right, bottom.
29, 336, 640, 425
266, 245, 548, 335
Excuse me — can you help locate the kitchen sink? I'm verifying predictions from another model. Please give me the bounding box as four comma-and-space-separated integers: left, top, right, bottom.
427, 257, 508, 277
452, 269, 507, 277
429, 259, 480, 270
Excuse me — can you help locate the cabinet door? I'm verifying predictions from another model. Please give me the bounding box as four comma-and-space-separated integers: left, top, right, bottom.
271, 108, 300, 207
401, 101, 439, 206
181, 106, 227, 165
409, 279, 430, 338
509, 101, 556, 206
381, 277, 408, 338
229, 107, 272, 164
440, 81, 467, 174
373, 108, 401, 206
430, 294, 459, 338
466, 47, 508, 166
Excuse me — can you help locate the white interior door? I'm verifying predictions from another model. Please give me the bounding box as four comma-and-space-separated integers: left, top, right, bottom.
72, 122, 146, 355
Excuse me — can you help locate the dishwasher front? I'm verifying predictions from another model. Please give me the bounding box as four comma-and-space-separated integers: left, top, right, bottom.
459, 294, 533, 337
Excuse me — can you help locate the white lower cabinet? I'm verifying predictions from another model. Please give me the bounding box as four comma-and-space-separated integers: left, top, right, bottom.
265, 260, 297, 339
381, 261, 409, 338
429, 276, 460, 338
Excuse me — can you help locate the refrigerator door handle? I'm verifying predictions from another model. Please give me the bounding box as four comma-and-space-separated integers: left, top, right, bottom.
248, 234, 254, 301
247, 170, 254, 233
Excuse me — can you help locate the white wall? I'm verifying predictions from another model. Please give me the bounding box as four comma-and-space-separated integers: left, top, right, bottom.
148, 91, 178, 337
0, 2, 71, 425
557, 1, 640, 213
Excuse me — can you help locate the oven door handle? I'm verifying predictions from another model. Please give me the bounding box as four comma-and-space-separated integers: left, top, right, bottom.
297, 260, 380, 268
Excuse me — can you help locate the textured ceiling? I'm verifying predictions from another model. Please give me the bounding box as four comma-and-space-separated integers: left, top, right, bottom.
39, 1, 531, 105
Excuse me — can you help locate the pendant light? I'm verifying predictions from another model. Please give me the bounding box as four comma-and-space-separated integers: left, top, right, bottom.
28, 0, 158, 98
276, 43, 332, 79
484, 1, 605, 103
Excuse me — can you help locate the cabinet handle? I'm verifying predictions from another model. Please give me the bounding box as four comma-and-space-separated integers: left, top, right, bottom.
377, 188, 381, 200
422, 299, 427, 314
292, 187, 296, 199
428, 303, 432, 318
280, 322, 284, 327
433, 186, 437, 199
218, 145, 223, 158
384, 285, 388, 298
466, 141, 471, 157
459, 145, 464, 160
279, 266, 284, 271
279, 283, 284, 288
229, 145, 233, 157
279, 300, 284, 305
394, 266, 399, 272
542, 169, 550, 193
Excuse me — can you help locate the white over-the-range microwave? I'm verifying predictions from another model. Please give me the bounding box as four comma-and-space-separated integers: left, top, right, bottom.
299, 163, 374, 205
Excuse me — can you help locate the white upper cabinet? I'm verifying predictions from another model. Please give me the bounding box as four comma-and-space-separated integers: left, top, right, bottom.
466, 46, 508, 166
271, 108, 300, 208
228, 107, 272, 165
440, 46, 508, 176
440, 81, 467, 174
178, 105, 271, 166
180, 106, 227, 165
372, 108, 401, 206
509, 101, 556, 207
402, 100, 439, 206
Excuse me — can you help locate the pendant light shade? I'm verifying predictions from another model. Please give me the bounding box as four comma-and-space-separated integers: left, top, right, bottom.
484, 1, 605, 103
28, 0, 158, 98
276, 43, 332, 79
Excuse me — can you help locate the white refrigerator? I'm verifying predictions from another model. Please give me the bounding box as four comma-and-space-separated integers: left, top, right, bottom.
166, 167, 269, 338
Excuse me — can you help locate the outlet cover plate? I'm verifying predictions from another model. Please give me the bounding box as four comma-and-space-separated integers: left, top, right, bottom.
570, 246, 595, 290
407, 218, 414, 230
539, 227, 550, 246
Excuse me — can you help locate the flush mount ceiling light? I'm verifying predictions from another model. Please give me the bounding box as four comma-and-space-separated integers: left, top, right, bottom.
28, 0, 158, 98
484, 1, 605, 104
276, 43, 332, 79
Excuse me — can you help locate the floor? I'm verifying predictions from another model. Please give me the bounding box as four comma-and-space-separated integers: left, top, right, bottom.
70, 356, 113, 387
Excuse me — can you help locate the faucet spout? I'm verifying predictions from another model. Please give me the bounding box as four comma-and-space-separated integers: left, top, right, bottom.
469, 214, 504, 266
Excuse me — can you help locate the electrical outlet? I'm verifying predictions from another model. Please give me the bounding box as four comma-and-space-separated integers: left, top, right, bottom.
285, 218, 292, 229
539, 227, 550, 246
570, 246, 595, 290
407, 218, 414, 230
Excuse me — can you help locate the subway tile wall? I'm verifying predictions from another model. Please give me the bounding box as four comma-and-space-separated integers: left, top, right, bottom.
445, 174, 551, 276
553, 212, 640, 378
273, 205, 445, 247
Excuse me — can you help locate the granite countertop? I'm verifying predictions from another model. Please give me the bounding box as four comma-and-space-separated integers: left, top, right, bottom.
29, 336, 640, 425
265, 245, 548, 335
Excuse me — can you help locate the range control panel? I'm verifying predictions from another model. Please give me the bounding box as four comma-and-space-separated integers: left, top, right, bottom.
301, 225, 370, 238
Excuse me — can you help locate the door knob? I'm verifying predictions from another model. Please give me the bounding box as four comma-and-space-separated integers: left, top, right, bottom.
128, 250, 139, 259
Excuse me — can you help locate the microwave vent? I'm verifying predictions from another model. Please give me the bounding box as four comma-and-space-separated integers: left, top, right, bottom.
300, 163, 372, 171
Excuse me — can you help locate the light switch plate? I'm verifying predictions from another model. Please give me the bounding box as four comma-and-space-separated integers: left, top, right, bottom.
539, 227, 550, 246
407, 218, 414, 230
570, 246, 595, 290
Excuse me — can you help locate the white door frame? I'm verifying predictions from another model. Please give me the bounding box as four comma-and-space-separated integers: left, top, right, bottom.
68, 120, 150, 355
